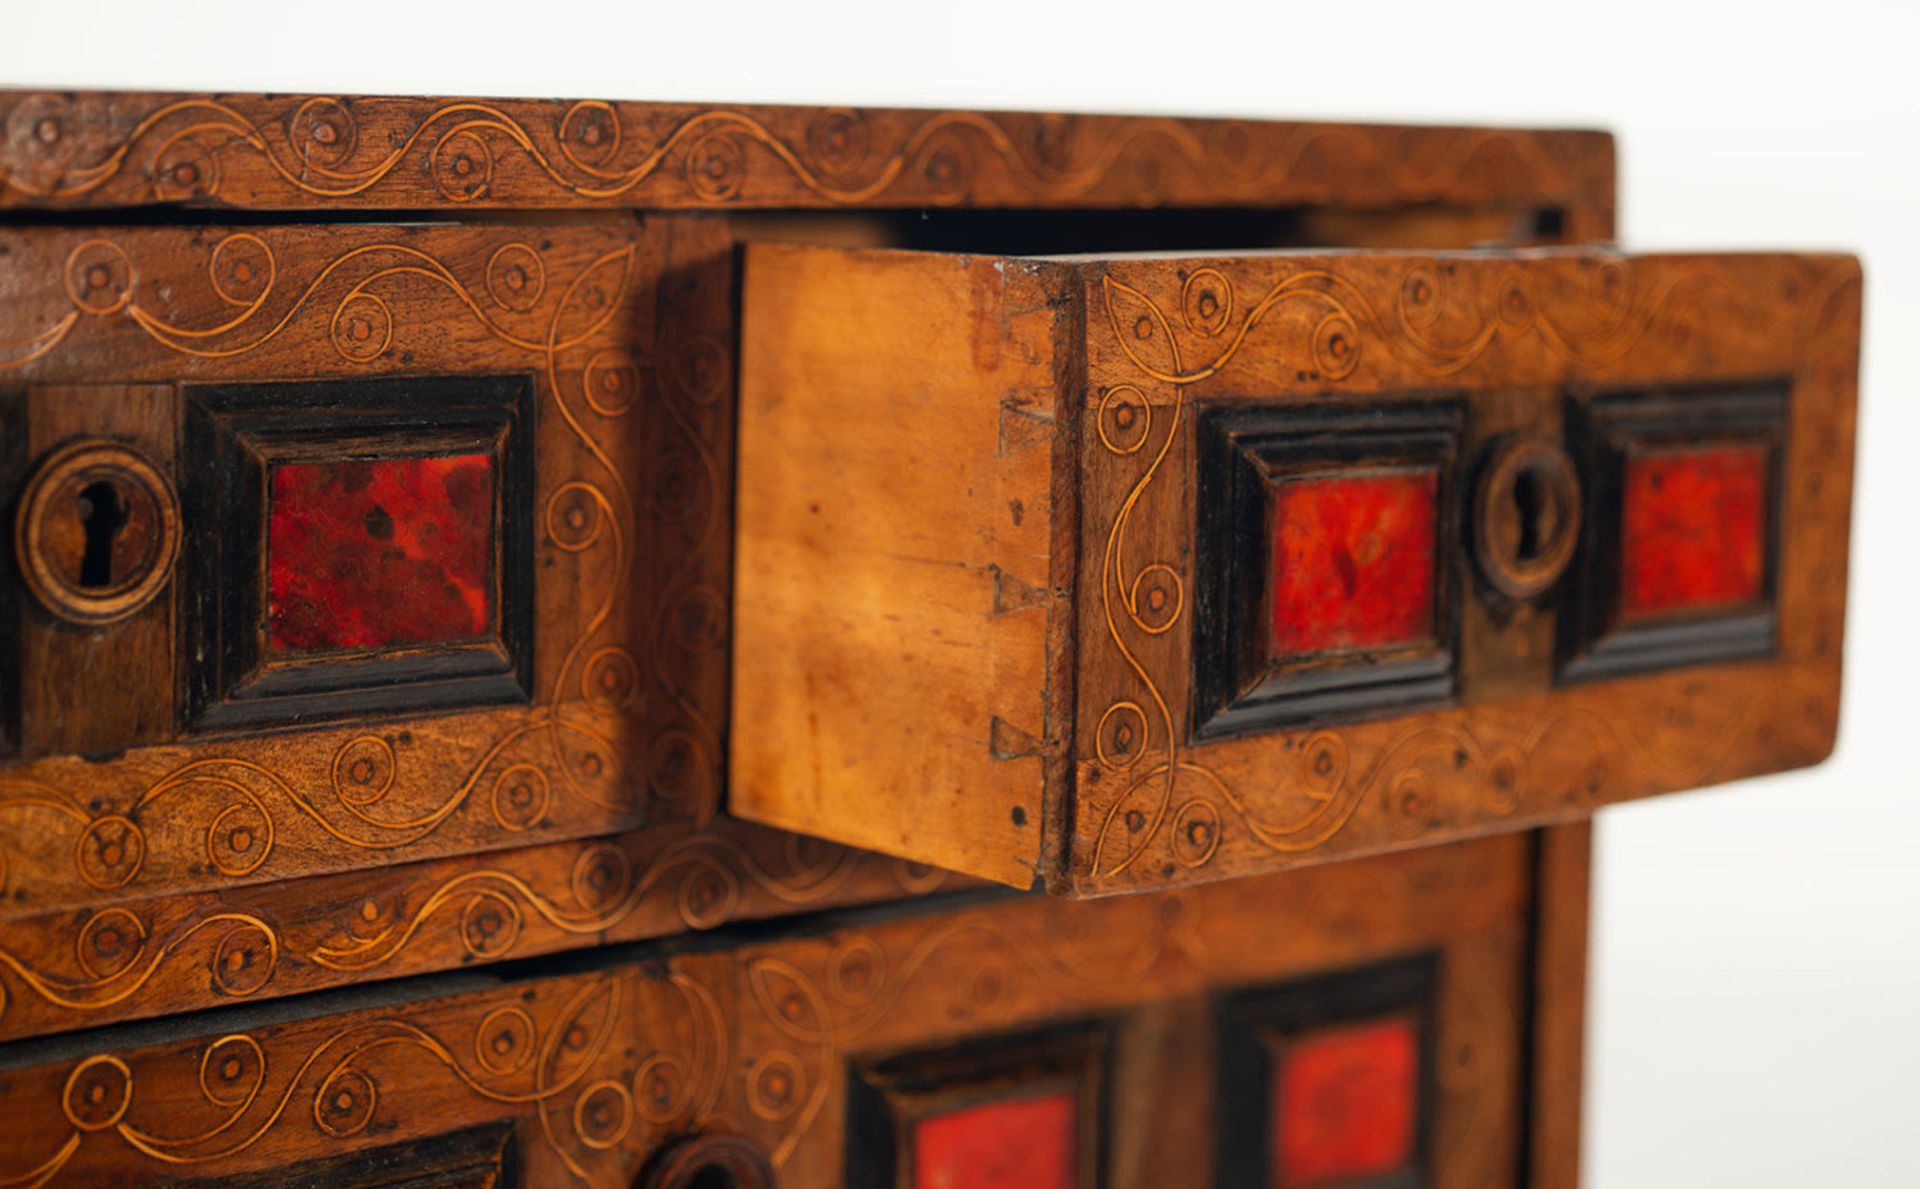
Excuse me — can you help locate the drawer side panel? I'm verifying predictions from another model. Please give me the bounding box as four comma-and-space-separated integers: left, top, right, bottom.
733, 245, 1073, 887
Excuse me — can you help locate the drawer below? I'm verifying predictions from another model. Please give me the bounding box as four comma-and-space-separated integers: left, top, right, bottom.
0, 830, 1572, 1188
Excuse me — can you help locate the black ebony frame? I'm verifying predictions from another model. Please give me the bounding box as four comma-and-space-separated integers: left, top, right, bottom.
1215, 954, 1437, 1189
184, 375, 536, 730
1557, 385, 1787, 684
846, 1020, 1111, 1189
1194, 400, 1462, 741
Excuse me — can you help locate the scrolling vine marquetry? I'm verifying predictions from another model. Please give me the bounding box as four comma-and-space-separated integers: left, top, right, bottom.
0, 88, 1858, 1188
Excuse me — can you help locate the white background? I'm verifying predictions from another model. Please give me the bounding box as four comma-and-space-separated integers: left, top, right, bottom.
4, 3, 1916, 1183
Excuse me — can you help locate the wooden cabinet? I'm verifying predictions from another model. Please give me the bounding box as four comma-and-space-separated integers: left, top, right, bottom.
733, 245, 1858, 893
0, 89, 1857, 1186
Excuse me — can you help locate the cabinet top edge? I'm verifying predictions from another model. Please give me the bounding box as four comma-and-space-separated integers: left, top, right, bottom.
0, 89, 1616, 217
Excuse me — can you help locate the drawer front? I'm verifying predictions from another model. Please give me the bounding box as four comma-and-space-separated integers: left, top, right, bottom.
0, 821, 957, 1044
0, 832, 1553, 1188
0, 219, 732, 914
735, 245, 1860, 893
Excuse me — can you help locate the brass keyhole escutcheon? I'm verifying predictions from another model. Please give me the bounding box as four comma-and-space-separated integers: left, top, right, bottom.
15, 439, 181, 625
1474, 437, 1581, 601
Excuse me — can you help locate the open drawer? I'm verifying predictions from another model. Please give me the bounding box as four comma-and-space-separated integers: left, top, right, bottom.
733, 244, 1861, 894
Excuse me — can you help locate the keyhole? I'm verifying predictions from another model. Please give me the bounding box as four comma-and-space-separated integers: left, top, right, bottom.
1511, 468, 1550, 562
76, 480, 129, 588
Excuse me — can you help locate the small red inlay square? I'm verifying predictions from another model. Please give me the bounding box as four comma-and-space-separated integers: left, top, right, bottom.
266, 454, 495, 655
1269, 470, 1438, 657
913, 1089, 1077, 1189
1272, 1016, 1419, 1187
1620, 443, 1768, 619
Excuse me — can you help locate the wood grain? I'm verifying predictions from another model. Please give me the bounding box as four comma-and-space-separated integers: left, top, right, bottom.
733, 245, 1078, 887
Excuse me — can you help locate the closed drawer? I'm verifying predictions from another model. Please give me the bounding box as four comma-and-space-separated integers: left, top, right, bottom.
0, 218, 732, 915
734, 244, 1860, 893
0, 831, 1548, 1188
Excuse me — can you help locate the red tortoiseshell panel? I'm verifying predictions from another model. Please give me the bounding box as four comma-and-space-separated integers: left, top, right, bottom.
1269, 470, 1438, 656
1620, 443, 1768, 618
267, 454, 495, 654
1273, 1016, 1419, 1187
913, 1090, 1077, 1189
